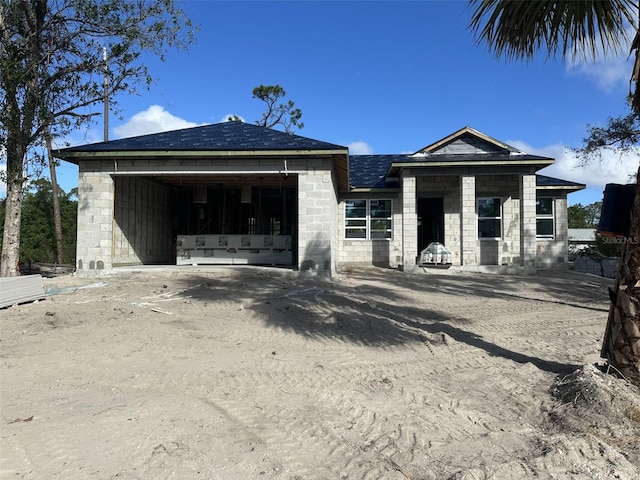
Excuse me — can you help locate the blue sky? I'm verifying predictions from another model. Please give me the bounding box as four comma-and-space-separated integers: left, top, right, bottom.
48, 0, 640, 205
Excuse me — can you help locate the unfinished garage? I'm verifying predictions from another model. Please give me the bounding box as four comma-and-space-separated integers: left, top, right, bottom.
55, 122, 349, 275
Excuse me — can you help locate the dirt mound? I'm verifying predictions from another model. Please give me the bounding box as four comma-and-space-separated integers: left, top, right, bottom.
551, 363, 640, 466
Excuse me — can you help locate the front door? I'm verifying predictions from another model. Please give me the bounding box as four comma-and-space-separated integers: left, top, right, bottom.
418, 197, 444, 253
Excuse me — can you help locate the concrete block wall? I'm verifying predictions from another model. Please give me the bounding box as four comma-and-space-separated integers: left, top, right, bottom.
460, 175, 477, 265
113, 156, 284, 172
75, 155, 342, 276
536, 195, 569, 268
500, 196, 521, 264
476, 174, 521, 265
520, 175, 537, 267
113, 176, 172, 266
329, 168, 340, 275
76, 161, 115, 274
479, 240, 499, 265
337, 193, 402, 268
297, 158, 337, 274
401, 173, 418, 269
476, 174, 520, 196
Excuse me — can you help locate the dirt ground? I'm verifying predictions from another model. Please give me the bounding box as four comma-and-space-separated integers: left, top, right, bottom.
1, 266, 639, 480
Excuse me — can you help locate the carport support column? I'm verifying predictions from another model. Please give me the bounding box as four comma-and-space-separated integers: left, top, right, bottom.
297, 164, 336, 275
401, 172, 418, 271
75, 166, 114, 275
460, 175, 477, 266
519, 174, 537, 267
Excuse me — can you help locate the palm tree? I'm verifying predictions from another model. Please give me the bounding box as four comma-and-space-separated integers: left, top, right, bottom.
469, 0, 640, 386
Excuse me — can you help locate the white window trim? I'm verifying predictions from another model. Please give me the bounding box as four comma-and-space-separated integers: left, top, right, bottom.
477, 197, 502, 240
344, 199, 393, 241
536, 197, 555, 239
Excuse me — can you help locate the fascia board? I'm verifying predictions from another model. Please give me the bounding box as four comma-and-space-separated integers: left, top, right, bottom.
54, 149, 348, 163
537, 185, 586, 191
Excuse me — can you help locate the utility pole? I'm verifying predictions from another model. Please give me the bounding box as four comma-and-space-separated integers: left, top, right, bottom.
103, 46, 109, 142
45, 126, 64, 265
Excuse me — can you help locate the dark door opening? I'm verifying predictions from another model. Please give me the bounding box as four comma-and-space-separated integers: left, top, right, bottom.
418, 198, 444, 253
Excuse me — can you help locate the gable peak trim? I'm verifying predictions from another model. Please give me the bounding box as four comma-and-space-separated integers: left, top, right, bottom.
412, 126, 524, 156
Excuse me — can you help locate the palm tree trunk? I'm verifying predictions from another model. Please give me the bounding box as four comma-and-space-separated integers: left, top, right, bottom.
601, 165, 640, 387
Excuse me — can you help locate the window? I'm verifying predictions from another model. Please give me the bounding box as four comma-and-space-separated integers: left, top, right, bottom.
536, 197, 554, 238
478, 197, 501, 239
345, 199, 392, 240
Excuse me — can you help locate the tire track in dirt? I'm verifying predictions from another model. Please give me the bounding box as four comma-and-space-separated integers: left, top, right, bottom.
202, 385, 414, 479
183, 332, 534, 478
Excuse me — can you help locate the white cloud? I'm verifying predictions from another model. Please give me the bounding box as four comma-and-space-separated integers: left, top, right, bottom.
113, 105, 206, 139
508, 139, 638, 188
348, 141, 374, 155
569, 55, 632, 93
567, 26, 634, 92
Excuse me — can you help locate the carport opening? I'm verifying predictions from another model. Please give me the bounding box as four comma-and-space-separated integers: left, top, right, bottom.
113, 174, 298, 268
171, 175, 298, 267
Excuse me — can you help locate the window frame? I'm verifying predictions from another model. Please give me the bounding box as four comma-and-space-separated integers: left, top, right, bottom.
344, 199, 393, 241
536, 197, 555, 239
477, 197, 502, 240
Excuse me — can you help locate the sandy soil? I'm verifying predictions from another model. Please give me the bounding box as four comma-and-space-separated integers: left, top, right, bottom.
1, 266, 639, 480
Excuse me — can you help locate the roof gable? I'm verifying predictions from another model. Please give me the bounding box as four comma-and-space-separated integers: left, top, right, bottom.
413, 126, 522, 156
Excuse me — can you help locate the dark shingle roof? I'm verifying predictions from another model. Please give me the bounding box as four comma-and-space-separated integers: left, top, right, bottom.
349, 156, 584, 191
56, 122, 347, 154
349, 155, 407, 189
536, 174, 585, 189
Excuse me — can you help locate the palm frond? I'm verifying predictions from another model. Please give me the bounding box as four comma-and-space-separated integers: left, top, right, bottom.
469, 0, 637, 63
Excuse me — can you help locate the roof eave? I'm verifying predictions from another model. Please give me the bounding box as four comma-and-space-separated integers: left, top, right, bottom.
385, 159, 554, 177
537, 184, 586, 192
346, 187, 401, 193
390, 159, 554, 168
54, 148, 349, 164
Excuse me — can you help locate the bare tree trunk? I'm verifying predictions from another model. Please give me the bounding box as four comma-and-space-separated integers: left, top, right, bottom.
0, 179, 23, 277
601, 165, 640, 387
45, 129, 64, 265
